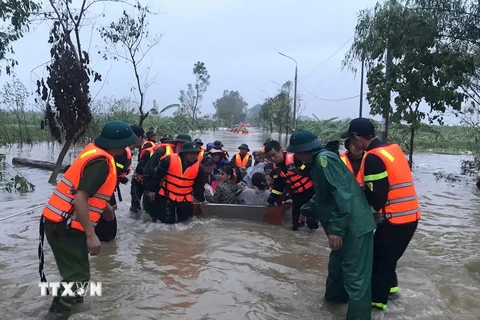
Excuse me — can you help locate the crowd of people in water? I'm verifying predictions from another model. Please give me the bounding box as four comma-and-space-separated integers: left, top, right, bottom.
39, 119, 421, 320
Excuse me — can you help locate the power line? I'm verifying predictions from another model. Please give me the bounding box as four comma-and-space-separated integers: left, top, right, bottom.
300, 82, 367, 101
304, 65, 343, 93
300, 35, 353, 81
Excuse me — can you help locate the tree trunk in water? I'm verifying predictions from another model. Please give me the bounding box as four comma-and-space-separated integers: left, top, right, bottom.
408, 126, 415, 170
48, 139, 73, 184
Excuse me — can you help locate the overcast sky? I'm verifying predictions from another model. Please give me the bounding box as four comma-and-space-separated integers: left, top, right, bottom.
6, 0, 384, 120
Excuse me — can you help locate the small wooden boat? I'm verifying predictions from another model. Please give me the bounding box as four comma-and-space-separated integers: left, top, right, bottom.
193, 204, 286, 225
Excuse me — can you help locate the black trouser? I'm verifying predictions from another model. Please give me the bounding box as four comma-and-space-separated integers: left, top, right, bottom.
291, 188, 318, 229
130, 178, 143, 211
372, 219, 418, 305
145, 194, 193, 224
95, 216, 117, 242
94, 193, 118, 242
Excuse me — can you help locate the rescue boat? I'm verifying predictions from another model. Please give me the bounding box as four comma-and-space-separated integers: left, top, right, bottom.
193, 204, 286, 225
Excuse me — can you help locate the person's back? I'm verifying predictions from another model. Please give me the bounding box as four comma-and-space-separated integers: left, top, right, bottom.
309, 147, 375, 237
237, 172, 271, 206
237, 188, 270, 205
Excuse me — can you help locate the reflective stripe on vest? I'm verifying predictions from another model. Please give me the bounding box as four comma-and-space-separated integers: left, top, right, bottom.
41, 143, 117, 232
359, 143, 421, 225
158, 153, 201, 202
234, 152, 250, 168
278, 153, 313, 193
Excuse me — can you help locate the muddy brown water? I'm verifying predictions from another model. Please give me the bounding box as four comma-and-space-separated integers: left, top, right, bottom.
1, 129, 480, 320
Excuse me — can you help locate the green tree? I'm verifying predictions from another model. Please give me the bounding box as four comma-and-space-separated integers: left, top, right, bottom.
99, 2, 161, 126
177, 61, 210, 132
1, 78, 31, 144
36, 0, 107, 183
0, 0, 40, 74
213, 90, 248, 127
345, 0, 476, 167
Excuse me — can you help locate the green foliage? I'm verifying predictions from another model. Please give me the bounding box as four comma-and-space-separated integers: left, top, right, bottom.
299, 117, 476, 154
0, 153, 35, 193
345, 0, 477, 166
1, 78, 32, 144
177, 61, 211, 132
258, 81, 293, 135
213, 90, 248, 127
99, 2, 161, 126
0, 0, 40, 74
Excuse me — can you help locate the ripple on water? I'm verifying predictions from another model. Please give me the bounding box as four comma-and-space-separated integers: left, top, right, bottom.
2, 144, 480, 319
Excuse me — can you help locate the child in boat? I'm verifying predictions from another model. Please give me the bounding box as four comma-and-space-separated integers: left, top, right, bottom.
236, 172, 271, 206
205, 165, 238, 204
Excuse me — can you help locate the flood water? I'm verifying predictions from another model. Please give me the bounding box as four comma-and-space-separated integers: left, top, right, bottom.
1, 128, 480, 320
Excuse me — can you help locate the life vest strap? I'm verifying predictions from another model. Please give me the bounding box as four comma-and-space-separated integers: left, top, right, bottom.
165, 172, 196, 181
59, 177, 111, 201
38, 216, 49, 295
379, 207, 420, 219
45, 203, 99, 227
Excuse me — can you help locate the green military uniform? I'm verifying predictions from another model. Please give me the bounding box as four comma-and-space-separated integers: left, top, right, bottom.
41, 121, 138, 320
287, 130, 376, 320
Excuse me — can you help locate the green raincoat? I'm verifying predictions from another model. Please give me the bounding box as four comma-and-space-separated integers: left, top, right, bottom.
301, 147, 376, 320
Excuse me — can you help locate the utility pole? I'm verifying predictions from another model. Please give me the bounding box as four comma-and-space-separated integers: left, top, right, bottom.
359, 58, 364, 118
278, 52, 298, 132
381, 48, 393, 143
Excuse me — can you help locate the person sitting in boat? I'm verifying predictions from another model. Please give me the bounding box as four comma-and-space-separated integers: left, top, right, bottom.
230, 143, 252, 170
205, 165, 238, 204
194, 138, 206, 156
237, 172, 271, 206
201, 155, 215, 186
144, 142, 207, 223
265, 174, 273, 191
212, 140, 230, 159
243, 151, 265, 188
208, 148, 229, 178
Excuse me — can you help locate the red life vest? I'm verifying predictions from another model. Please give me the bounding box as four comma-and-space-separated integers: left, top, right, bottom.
277, 153, 313, 194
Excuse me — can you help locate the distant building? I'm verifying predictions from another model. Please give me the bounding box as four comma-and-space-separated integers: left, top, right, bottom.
298, 115, 312, 121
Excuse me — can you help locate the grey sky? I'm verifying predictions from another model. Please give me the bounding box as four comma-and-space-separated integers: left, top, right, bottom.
7, 0, 381, 120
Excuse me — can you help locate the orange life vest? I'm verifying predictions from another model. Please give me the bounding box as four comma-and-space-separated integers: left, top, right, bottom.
340, 152, 362, 184
359, 143, 421, 225
142, 140, 156, 150
158, 153, 201, 202
276, 153, 313, 194
234, 152, 251, 168
117, 146, 132, 178
42, 143, 117, 232
140, 144, 173, 159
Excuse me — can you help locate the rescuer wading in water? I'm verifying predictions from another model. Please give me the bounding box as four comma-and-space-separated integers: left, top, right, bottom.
264, 140, 318, 230
130, 130, 158, 213
94, 125, 145, 242
342, 118, 421, 310
39, 121, 138, 320
144, 141, 207, 223
291, 129, 377, 320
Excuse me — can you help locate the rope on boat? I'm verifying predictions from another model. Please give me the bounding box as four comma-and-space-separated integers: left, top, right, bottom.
0, 204, 44, 222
